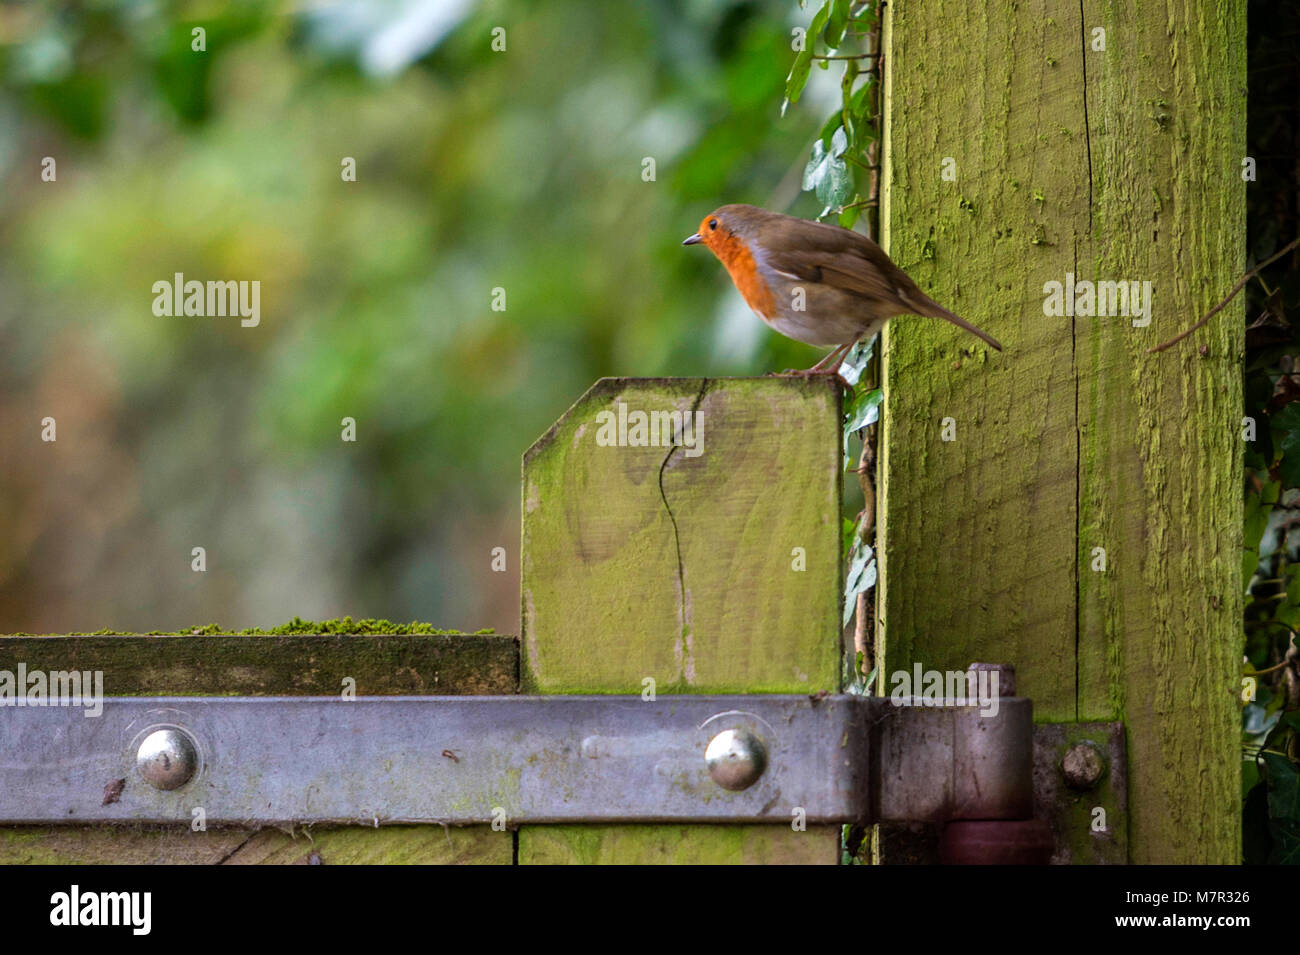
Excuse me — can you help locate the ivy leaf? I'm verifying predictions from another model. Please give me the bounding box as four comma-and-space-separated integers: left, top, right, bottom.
842, 386, 882, 468
837, 337, 875, 387
843, 540, 876, 627
1275, 402, 1300, 487
852, 1, 879, 27
803, 125, 851, 208
783, 1, 831, 114
1244, 479, 1280, 588
1260, 751, 1300, 863
825, 0, 853, 48
845, 386, 882, 433
1243, 702, 1282, 749
818, 111, 842, 147
848, 73, 877, 133
1243, 756, 1261, 800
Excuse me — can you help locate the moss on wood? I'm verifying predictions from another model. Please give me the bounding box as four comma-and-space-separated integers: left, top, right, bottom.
881, 0, 1243, 863
0, 633, 518, 696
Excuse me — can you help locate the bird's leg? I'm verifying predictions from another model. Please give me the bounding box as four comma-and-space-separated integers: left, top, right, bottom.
773, 341, 855, 379
809, 341, 855, 372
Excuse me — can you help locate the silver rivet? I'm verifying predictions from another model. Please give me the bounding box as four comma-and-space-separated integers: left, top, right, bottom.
136, 728, 198, 791
705, 728, 767, 791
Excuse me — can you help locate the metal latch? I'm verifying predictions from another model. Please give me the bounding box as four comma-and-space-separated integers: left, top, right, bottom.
0, 692, 1038, 827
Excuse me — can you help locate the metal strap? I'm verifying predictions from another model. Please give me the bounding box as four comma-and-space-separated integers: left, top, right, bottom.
0, 694, 1031, 825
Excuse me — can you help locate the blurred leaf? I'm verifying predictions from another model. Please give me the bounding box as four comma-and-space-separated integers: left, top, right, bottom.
782, 1, 830, 114
1244, 701, 1282, 749
852, 2, 879, 27
27, 74, 108, 139
825, 0, 853, 48
1244, 756, 1261, 798
817, 111, 842, 147
803, 125, 850, 208
1275, 402, 1300, 486
841, 516, 857, 556
848, 73, 877, 133
1260, 751, 1300, 863
152, 15, 266, 124
1245, 479, 1280, 588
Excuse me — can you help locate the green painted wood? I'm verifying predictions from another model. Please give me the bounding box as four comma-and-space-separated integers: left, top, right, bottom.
520, 377, 844, 862
0, 825, 507, 865
522, 376, 842, 694
0, 634, 517, 696
0, 633, 518, 864
1073, 0, 1244, 866
520, 825, 839, 865
219, 826, 507, 865
880, 0, 1242, 863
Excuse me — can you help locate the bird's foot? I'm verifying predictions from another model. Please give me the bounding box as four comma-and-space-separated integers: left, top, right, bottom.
769, 366, 850, 385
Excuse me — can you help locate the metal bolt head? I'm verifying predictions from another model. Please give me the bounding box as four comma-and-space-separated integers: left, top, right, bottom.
136, 728, 198, 791
705, 728, 767, 791
1061, 740, 1106, 790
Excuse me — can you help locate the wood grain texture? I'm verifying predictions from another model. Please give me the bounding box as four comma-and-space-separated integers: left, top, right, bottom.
0, 633, 518, 864
0, 825, 507, 865
881, 0, 1242, 863
520, 377, 844, 862
521, 377, 842, 693
520, 825, 839, 865
0, 634, 518, 696
1074, 0, 1244, 865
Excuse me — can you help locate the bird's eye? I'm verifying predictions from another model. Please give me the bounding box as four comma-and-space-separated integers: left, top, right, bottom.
708, 219, 718, 230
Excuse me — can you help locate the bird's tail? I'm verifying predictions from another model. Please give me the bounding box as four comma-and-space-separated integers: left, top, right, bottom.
904, 292, 1003, 352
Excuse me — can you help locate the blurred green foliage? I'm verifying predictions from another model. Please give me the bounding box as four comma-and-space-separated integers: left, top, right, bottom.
1240, 0, 1300, 865
0, 0, 835, 633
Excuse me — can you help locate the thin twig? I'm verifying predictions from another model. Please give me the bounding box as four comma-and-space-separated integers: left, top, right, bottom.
1149, 237, 1300, 353
1246, 659, 1294, 677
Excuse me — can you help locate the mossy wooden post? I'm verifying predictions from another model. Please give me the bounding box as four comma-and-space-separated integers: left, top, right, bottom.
520, 377, 843, 863
880, 2, 1244, 862
0, 633, 517, 864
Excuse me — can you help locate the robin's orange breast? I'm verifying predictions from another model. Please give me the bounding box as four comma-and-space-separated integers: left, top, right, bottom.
712, 233, 779, 319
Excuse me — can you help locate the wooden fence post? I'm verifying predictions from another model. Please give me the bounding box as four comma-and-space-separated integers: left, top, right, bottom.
519, 376, 844, 863
880, 0, 1244, 863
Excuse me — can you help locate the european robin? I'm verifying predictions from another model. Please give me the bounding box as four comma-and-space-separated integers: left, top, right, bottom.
683, 204, 1002, 372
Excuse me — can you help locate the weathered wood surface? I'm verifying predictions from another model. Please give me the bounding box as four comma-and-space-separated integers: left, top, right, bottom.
881, 0, 1243, 863
0, 633, 517, 696
0, 824, 507, 865
520, 825, 837, 865
0, 633, 517, 864
522, 376, 842, 694
520, 378, 843, 862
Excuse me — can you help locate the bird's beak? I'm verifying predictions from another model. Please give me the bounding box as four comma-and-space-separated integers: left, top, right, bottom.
682, 233, 702, 246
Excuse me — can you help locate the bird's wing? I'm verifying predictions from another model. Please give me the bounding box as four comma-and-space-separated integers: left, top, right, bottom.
760, 228, 923, 309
